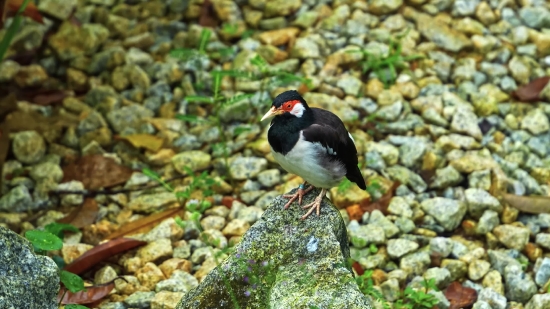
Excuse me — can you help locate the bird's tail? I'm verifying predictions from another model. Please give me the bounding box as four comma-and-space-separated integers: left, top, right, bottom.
347, 165, 366, 190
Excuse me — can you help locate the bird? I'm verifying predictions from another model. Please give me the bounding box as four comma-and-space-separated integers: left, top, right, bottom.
260, 90, 366, 220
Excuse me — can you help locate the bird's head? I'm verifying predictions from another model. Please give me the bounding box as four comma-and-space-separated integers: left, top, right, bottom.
260, 90, 309, 121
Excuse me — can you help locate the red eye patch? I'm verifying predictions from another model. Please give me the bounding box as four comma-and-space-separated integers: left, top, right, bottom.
281, 100, 301, 111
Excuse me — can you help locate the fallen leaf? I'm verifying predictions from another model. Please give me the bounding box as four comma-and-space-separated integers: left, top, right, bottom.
511, 76, 550, 102
116, 134, 164, 152
61, 154, 134, 190
351, 261, 364, 276
63, 238, 147, 275
198, 0, 219, 28
3, 109, 79, 133
57, 198, 99, 229
221, 196, 234, 208
502, 193, 550, 214
0, 92, 16, 120
57, 280, 116, 305
32, 90, 72, 106
5, 0, 43, 25
105, 208, 184, 240
445, 281, 477, 309
360, 181, 400, 215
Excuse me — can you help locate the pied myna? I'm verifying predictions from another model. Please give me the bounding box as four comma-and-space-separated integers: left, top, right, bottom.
261, 90, 366, 220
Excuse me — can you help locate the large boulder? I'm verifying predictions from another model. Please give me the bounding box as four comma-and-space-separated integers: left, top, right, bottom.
177, 188, 373, 309
0, 226, 60, 309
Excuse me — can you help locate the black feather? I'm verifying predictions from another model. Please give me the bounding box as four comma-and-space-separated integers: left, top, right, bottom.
267, 90, 366, 190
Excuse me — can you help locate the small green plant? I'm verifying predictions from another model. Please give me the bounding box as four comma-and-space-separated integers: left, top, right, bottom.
170, 28, 212, 91
355, 270, 391, 309
24, 222, 86, 307
337, 178, 353, 193
349, 29, 423, 89
394, 279, 439, 309
142, 167, 216, 232
365, 179, 382, 200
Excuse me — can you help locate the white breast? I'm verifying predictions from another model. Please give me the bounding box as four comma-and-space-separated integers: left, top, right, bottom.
272, 132, 346, 189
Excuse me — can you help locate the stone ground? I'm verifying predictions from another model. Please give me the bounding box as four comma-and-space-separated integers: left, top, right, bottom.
1, 0, 550, 308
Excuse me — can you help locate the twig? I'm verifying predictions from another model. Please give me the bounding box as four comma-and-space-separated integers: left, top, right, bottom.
48, 174, 188, 197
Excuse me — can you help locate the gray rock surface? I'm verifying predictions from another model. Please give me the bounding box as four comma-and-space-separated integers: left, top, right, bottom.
0, 226, 59, 309
176, 188, 373, 309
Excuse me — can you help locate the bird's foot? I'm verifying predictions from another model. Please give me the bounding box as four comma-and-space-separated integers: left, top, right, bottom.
300, 188, 327, 220
282, 182, 313, 209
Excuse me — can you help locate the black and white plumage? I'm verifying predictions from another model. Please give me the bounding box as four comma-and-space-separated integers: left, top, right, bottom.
261, 90, 366, 219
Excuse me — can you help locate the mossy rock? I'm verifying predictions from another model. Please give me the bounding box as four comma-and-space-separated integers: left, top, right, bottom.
177, 188, 373, 309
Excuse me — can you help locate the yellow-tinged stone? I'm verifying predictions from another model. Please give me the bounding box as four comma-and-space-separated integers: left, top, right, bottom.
258, 27, 301, 45
395, 81, 420, 99
422, 151, 441, 171
248, 138, 271, 155
243, 7, 263, 27
416, 76, 442, 88
256, 44, 288, 63
377, 89, 404, 106
136, 262, 166, 290
501, 205, 519, 224
364, 78, 384, 99
330, 184, 370, 209
530, 167, 550, 184
530, 31, 550, 57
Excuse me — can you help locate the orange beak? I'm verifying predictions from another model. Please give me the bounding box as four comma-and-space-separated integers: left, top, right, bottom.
260, 106, 283, 121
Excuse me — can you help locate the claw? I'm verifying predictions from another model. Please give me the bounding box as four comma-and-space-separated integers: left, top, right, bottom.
300, 188, 327, 220
282, 182, 313, 209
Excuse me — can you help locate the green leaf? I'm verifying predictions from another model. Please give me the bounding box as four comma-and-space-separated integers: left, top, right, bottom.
223, 93, 254, 106
44, 223, 79, 239
212, 70, 252, 78
185, 95, 214, 104
0, 0, 31, 61
174, 216, 187, 229
250, 54, 268, 69
169, 48, 196, 60
233, 126, 251, 136
222, 23, 239, 35
60, 270, 85, 293
25, 230, 63, 251
52, 255, 66, 269
199, 28, 212, 54
65, 305, 89, 309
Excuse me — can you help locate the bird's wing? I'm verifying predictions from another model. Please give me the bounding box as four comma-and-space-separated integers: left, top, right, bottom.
301, 124, 352, 158
302, 124, 366, 190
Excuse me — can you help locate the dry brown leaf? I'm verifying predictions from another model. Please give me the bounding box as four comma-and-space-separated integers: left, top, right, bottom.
445, 281, 477, 309
512, 76, 550, 102
116, 134, 164, 152
4, 109, 79, 133
2, 0, 44, 26
61, 154, 134, 190
199, 0, 219, 28
32, 90, 72, 106
57, 198, 99, 229
503, 193, 550, 214
58, 281, 115, 305
0, 92, 17, 120
105, 207, 184, 240
63, 238, 147, 275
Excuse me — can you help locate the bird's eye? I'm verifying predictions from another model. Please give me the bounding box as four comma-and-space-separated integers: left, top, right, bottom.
286, 104, 292, 109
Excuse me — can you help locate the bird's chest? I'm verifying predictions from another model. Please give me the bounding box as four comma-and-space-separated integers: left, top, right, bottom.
271, 133, 344, 188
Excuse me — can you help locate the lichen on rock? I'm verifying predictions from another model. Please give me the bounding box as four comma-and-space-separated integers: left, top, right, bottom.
176, 188, 373, 309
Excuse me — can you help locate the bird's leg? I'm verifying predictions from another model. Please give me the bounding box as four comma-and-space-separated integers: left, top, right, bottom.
300, 188, 327, 220
282, 182, 314, 209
